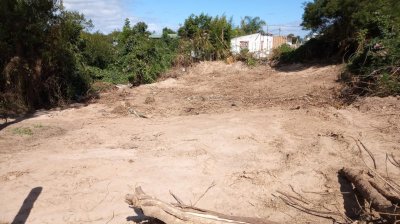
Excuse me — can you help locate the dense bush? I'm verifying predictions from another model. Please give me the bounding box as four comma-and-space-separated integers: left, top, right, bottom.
0, 0, 290, 115
111, 20, 178, 85
0, 0, 91, 114
234, 49, 257, 67
275, 0, 400, 97
274, 38, 340, 64
271, 44, 295, 61
344, 32, 400, 96
80, 19, 179, 86
178, 14, 233, 61
80, 32, 116, 69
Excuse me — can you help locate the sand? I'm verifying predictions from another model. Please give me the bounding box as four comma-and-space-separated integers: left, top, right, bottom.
1, 61, 399, 224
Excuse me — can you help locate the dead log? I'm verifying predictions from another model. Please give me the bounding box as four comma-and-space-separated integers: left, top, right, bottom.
369, 180, 400, 205
340, 168, 400, 219
125, 186, 277, 224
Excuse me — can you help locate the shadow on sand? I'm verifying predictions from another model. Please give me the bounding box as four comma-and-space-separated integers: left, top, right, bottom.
11, 187, 43, 224
0, 103, 89, 132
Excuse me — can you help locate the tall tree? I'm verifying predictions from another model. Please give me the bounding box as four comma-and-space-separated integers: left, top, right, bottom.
240, 16, 266, 35
302, 0, 396, 42
0, 0, 91, 112
178, 13, 233, 61
301, 0, 400, 96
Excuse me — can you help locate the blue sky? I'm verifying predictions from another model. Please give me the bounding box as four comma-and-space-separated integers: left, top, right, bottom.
64, 0, 310, 37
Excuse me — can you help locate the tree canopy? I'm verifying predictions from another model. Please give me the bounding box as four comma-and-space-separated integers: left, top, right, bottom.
302, 0, 399, 43
0, 0, 91, 113
239, 16, 266, 35
178, 14, 233, 61
275, 0, 400, 96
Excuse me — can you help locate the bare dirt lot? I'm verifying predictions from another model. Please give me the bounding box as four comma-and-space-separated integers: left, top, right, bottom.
1, 62, 399, 224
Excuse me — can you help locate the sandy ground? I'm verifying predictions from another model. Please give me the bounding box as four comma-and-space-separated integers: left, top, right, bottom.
0, 62, 399, 224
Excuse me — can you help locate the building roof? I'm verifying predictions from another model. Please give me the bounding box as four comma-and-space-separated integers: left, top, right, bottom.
149, 33, 179, 39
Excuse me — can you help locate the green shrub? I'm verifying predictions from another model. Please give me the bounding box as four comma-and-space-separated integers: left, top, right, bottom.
344, 36, 400, 96
0, 1, 92, 113
246, 56, 257, 67
233, 49, 258, 67
80, 32, 116, 69
272, 39, 341, 64
270, 0, 399, 97
296, 0, 400, 97
12, 127, 33, 136
178, 14, 233, 61
271, 44, 294, 61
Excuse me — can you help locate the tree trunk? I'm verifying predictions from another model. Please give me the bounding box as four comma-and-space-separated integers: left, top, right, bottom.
125, 186, 278, 224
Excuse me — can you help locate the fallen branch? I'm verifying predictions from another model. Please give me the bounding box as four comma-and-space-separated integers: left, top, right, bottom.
369, 180, 400, 205
339, 167, 400, 220
128, 107, 148, 118
169, 190, 185, 205
193, 181, 216, 207
359, 154, 400, 195
352, 138, 377, 170
352, 139, 400, 195
275, 190, 349, 223
126, 186, 277, 224
358, 140, 377, 170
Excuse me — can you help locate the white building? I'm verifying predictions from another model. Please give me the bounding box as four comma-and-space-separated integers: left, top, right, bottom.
231, 33, 273, 58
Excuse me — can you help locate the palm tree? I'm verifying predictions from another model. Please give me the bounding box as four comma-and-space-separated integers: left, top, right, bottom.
240, 16, 266, 35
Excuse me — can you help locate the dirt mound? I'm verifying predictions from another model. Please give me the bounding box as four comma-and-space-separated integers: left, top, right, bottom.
352, 96, 400, 113
98, 62, 343, 118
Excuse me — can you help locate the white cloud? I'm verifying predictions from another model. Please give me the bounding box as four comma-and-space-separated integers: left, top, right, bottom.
63, 0, 162, 33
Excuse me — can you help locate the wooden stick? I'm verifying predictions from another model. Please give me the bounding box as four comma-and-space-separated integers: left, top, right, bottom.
358, 140, 377, 170
169, 190, 185, 205
126, 186, 277, 224
193, 181, 216, 206
276, 194, 339, 222
354, 139, 377, 170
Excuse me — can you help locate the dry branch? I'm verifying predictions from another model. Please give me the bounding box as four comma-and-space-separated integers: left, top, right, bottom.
169, 190, 185, 205
275, 190, 349, 223
125, 186, 277, 224
358, 140, 377, 170
340, 168, 400, 219
352, 138, 377, 170
369, 180, 400, 205
388, 153, 400, 168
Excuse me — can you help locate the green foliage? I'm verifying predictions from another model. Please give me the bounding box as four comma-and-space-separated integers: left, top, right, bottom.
0, 5, 271, 116
162, 28, 176, 38
178, 14, 233, 61
238, 16, 266, 35
33, 124, 44, 129
236, 49, 257, 67
12, 127, 33, 136
271, 44, 295, 61
77, 19, 178, 86
345, 34, 400, 96
274, 0, 400, 96
0, 0, 91, 113
274, 38, 339, 63
302, 0, 396, 43
245, 56, 257, 67
109, 20, 178, 85
80, 32, 116, 69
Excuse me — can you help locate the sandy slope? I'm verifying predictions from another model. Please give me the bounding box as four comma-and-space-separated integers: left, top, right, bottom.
0, 62, 399, 224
